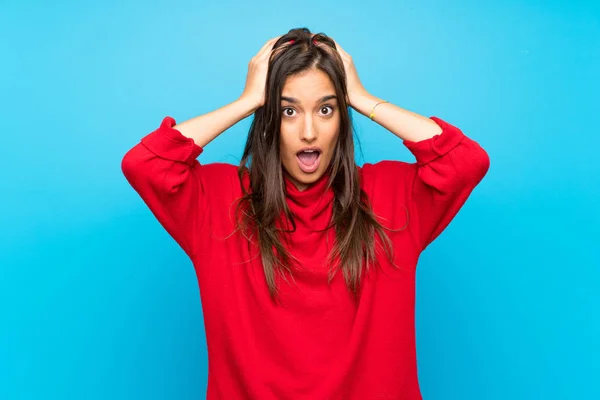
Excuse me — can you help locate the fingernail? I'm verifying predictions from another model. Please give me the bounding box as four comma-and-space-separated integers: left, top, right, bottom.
289, 39, 295, 44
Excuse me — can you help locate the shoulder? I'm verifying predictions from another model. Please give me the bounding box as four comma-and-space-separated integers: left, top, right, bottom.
359, 160, 416, 191
201, 161, 239, 175
358, 160, 419, 211
199, 162, 243, 192
358, 160, 414, 232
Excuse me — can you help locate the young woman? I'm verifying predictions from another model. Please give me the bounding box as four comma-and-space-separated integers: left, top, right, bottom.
122, 28, 490, 400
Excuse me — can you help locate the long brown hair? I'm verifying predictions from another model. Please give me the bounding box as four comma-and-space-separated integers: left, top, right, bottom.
235, 28, 402, 303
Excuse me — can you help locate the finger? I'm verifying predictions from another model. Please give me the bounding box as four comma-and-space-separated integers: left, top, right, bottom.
253, 36, 281, 59
263, 35, 282, 53
332, 39, 348, 57
257, 35, 285, 60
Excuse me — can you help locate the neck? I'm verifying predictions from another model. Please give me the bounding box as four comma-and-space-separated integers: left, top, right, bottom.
284, 173, 309, 192
283, 171, 334, 231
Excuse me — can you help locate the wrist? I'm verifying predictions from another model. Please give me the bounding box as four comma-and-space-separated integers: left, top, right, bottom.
349, 91, 382, 117
236, 95, 261, 118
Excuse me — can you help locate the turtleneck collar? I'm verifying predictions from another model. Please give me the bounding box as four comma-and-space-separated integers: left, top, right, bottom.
283, 171, 334, 231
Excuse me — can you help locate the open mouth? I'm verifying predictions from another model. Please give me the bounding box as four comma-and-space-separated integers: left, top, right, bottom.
296, 149, 321, 173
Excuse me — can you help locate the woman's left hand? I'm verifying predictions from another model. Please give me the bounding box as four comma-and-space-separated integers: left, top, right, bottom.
330, 39, 368, 107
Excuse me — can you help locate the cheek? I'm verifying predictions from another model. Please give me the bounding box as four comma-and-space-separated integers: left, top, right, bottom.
326, 131, 340, 153
279, 136, 293, 162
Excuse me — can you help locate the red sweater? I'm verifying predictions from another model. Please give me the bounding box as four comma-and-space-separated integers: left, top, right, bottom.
121, 115, 490, 399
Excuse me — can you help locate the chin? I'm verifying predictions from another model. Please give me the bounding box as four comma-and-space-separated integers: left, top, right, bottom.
285, 167, 324, 190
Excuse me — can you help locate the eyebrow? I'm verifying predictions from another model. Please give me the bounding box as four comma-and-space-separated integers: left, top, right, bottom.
281, 94, 337, 104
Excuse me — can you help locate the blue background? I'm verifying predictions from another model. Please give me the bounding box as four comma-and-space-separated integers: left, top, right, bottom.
1, 0, 598, 399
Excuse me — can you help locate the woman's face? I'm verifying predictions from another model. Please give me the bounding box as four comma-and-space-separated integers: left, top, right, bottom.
279, 68, 341, 191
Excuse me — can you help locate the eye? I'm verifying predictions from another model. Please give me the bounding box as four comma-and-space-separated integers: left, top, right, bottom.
281, 105, 335, 118
320, 105, 334, 116
282, 107, 296, 117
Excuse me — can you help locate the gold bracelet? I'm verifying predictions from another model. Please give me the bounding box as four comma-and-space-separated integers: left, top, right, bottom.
369, 100, 389, 120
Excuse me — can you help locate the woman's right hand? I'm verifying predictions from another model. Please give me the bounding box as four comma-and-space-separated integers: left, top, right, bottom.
239, 35, 283, 110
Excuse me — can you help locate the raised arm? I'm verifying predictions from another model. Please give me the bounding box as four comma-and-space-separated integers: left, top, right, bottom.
120, 37, 282, 258
360, 115, 490, 253
348, 91, 491, 252
172, 97, 258, 148
173, 35, 286, 146
401, 118, 490, 251
120, 101, 251, 258
329, 38, 443, 143
333, 39, 490, 252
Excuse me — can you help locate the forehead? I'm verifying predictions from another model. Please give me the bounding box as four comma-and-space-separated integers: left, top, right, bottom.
281, 69, 335, 102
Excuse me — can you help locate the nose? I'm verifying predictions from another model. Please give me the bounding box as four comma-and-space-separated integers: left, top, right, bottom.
300, 117, 317, 143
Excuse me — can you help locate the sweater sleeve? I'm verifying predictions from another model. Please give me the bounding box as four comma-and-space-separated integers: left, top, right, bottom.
402, 116, 490, 252
121, 116, 206, 259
